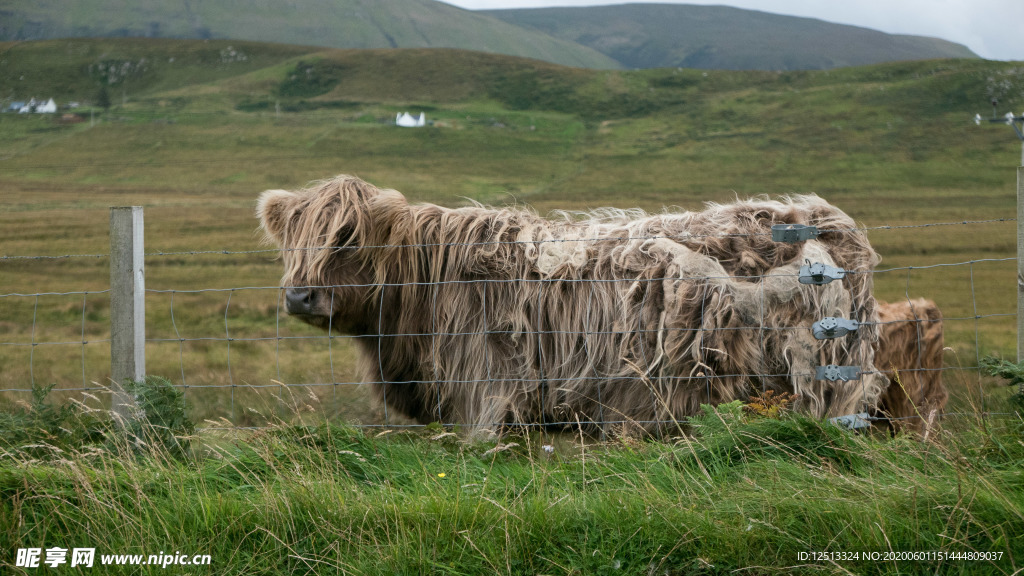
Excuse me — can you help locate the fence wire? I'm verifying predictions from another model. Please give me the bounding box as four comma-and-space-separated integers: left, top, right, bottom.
0, 217, 1016, 263
0, 217, 1020, 431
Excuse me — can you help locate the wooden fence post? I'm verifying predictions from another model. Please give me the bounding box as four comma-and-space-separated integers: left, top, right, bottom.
110, 206, 145, 421
1018, 166, 1024, 364
1018, 165, 1024, 399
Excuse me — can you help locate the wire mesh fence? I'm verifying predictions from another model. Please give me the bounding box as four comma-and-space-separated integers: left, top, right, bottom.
0, 214, 1019, 432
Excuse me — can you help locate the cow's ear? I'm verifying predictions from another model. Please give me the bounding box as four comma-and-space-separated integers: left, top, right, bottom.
257, 189, 296, 245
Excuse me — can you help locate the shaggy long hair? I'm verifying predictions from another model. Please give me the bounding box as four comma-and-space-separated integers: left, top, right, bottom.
258, 174, 885, 432
873, 299, 947, 433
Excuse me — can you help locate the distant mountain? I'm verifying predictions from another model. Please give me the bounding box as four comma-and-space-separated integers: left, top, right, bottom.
483, 3, 979, 70
0, 0, 979, 71
0, 0, 621, 69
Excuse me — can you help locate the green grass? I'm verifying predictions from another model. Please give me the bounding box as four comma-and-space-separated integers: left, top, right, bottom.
1, 396, 1021, 575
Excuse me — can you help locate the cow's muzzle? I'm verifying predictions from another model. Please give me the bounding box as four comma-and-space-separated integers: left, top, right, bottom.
285, 287, 315, 315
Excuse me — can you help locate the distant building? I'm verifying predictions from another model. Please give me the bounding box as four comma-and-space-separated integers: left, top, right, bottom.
14, 98, 57, 113
396, 112, 425, 127
36, 98, 57, 113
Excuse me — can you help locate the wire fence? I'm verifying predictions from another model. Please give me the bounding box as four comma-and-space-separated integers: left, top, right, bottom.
0, 214, 1019, 432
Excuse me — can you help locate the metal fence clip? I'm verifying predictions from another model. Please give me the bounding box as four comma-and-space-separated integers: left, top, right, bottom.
828, 412, 871, 430
771, 223, 819, 243
799, 260, 846, 285
812, 317, 859, 340
815, 365, 861, 381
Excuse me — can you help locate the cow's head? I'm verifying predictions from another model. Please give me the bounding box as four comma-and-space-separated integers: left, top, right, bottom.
258, 175, 408, 332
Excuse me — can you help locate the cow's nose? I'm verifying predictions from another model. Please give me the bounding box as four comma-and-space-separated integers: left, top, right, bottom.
285, 287, 314, 314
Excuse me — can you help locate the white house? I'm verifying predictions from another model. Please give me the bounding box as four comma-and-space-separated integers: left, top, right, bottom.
35, 98, 57, 113
395, 112, 425, 127
18, 98, 37, 113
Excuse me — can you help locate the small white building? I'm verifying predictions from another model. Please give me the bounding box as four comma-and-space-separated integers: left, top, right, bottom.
35, 98, 57, 113
395, 112, 425, 127
18, 98, 58, 113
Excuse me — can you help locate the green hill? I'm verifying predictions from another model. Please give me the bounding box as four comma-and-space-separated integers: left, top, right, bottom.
0, 38, 1013, 139
0, 38, 323, 103
1, 38, 1018, 220
0, 0, 621, 69
483, 3, 979, 70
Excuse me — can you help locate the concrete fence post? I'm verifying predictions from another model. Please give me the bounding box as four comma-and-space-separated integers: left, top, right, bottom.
110, 206, 145, 421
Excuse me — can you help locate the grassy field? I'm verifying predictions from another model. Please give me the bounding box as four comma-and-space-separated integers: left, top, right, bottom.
0, 39, 1022, 426
1, 385, 1022, 575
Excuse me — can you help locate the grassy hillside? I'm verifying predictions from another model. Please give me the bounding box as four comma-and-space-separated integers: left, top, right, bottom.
0, 0, 621, 69
0, 39, 1022, 426
0, 38, 320, 102
484, 3, 979, 70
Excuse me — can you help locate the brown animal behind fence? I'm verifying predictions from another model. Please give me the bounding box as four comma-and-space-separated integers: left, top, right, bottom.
873, 299, 947, 434
258, 174, 886, 434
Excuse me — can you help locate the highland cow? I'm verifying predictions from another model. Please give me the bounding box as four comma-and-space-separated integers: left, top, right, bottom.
258, 174, 886, 433
873, 299, 947, 433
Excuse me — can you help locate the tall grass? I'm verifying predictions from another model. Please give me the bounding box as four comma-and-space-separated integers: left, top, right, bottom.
1, 383, 1022, 575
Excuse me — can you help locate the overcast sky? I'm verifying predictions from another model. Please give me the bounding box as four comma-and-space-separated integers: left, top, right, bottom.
444, 0, 1024, 61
